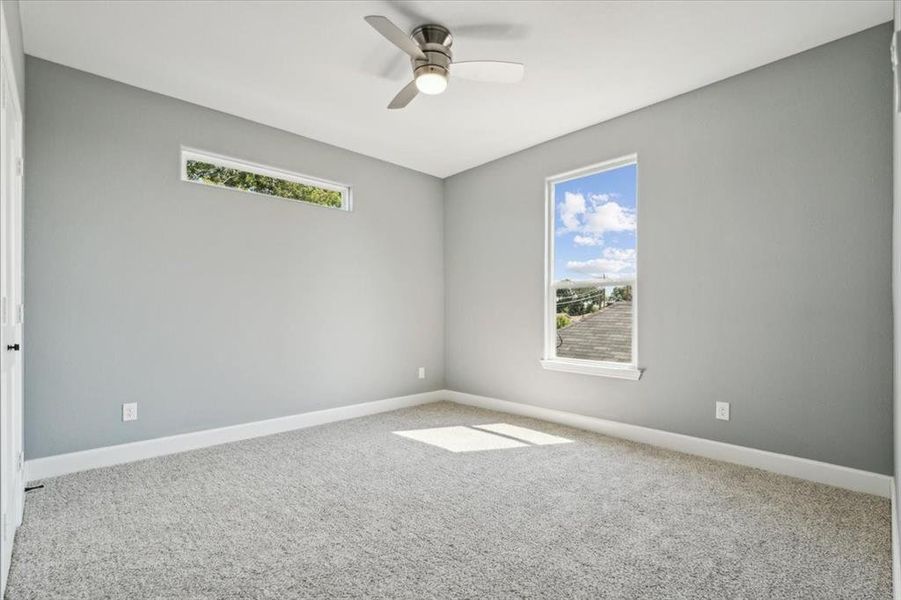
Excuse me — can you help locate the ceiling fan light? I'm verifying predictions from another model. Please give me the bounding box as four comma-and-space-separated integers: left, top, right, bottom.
415, 72, 448, 95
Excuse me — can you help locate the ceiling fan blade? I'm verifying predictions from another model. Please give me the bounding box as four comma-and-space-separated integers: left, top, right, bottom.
384, 0, 429, 25
454, 24, 529, 40
452, 61, 524, 83
382, 1, 527, 41
388, 80, 419, 109
364, 15, 425, 60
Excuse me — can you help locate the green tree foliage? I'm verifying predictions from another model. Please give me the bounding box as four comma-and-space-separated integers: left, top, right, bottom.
186, 161, 343, 208
556, 286, 606, 316
611, 286, 633, 302
556, 313, 572, 329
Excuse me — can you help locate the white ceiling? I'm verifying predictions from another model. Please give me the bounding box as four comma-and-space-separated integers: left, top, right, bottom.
20, 0, 892, 178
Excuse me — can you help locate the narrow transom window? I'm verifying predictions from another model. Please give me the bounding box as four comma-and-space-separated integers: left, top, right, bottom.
180, 147, 351, 211
542, 155, 641, 380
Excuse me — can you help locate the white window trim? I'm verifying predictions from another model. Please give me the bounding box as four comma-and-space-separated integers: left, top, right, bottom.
180, 146, 352, 211
542, 153, 643, 380
539, 357, 642, 380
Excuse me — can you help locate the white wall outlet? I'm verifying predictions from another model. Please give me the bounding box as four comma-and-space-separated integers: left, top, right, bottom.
122, 402, 138, 422
715, 401, 730, 421
418, 367, 426, 379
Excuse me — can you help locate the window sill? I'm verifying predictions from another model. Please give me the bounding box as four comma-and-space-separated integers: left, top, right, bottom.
540, 358, 643, 381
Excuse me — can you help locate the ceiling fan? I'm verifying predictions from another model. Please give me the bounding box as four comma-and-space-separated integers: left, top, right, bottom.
364, 15, 525, 109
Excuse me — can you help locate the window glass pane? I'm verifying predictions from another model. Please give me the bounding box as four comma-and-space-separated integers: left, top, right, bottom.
185, 159, 344, 208
553, 162, 636, 364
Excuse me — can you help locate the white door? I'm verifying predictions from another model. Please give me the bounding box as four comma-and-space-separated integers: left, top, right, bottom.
893, 2, 901, 595
0, 39, 24, 594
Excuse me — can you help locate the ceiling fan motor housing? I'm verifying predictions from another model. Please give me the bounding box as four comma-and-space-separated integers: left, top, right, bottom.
411, 24, 453, 79
365, 15, 525, 108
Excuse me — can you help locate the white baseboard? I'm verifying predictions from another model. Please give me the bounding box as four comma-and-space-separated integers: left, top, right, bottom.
444, 390, 893, 498
25, 388, 893, 500
25, 390, 444, 482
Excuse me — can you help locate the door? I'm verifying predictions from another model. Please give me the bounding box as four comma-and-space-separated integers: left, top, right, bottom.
892, 0, 901, 592
0, 40, 24, 594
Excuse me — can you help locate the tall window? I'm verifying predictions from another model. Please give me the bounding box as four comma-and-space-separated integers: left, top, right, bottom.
181, 147, 351, 211
543, 155, 641, 380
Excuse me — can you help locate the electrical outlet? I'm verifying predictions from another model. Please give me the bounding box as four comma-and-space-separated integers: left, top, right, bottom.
715, 401, 730, 421
418, 367, 426, 379
122, 402, 138, 422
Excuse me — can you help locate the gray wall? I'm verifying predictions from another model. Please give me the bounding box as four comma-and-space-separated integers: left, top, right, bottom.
24, 58, 445, 459
24, 24, 894, 474
1, 0, 24, 109
444, 24, 894, 474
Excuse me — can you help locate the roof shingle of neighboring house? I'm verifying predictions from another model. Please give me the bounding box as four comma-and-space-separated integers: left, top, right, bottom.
556, 301, 632, 363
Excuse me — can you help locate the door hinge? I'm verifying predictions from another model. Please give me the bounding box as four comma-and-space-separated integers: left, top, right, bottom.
17, 451, 23, 472
15, 157, 22, 176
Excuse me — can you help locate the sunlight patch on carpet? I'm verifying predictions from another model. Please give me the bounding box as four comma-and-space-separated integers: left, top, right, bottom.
473, 423, 573, 445
393, 423, 572, 452
393, 425, 528, 452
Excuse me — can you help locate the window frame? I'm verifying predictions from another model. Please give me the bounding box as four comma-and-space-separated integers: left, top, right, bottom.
541, 154, 642, 381
180, 146, 352, 211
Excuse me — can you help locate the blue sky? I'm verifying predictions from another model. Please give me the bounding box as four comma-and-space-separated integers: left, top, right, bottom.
554, 163, 637, 281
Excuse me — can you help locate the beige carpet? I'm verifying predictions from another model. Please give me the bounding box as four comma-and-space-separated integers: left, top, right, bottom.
6, 401, 892, 599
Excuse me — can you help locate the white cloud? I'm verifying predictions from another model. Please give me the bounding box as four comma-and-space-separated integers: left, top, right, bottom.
573, 235, 602, 246
566, 247, 636, 279
601, 248, 636, 261
557, 193, 635, 237
583, 201, 636, 235
559, 192, 586, 232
